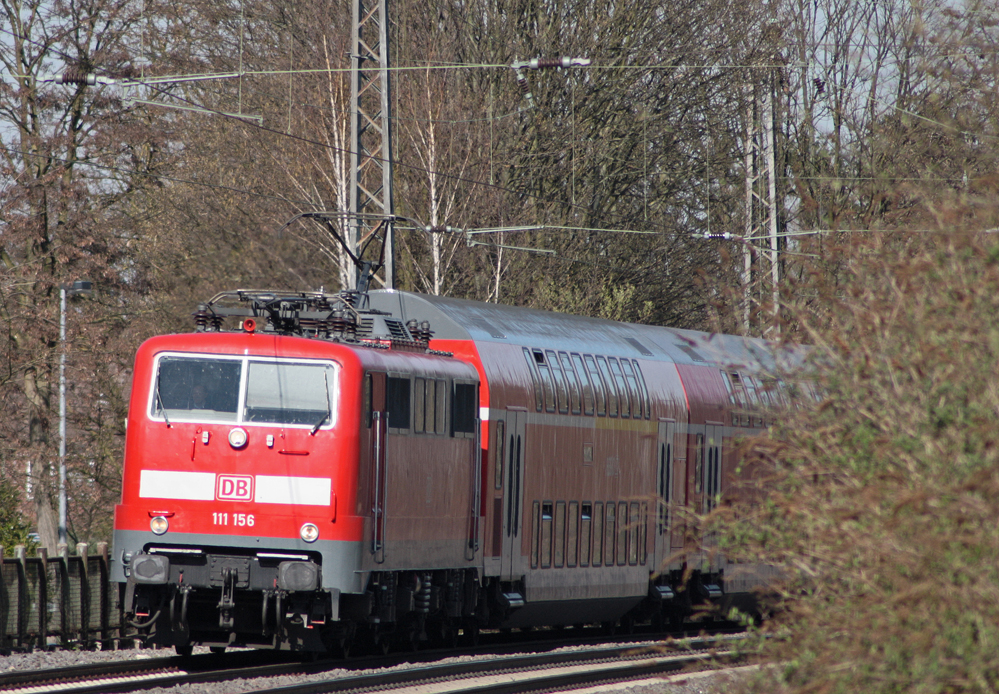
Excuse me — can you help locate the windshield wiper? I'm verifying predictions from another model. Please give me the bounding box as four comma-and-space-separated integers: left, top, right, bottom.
311, 369, 332, 436
155, 378, 173, 428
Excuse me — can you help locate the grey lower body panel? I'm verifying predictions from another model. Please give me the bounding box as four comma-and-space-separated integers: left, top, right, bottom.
111, 528, 365, 594
496, 596, 645, 629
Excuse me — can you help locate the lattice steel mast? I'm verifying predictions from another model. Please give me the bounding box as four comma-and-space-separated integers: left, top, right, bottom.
349, 0, 394, 289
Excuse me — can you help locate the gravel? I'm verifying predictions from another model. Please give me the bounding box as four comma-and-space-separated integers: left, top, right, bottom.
0, 643, 749, 694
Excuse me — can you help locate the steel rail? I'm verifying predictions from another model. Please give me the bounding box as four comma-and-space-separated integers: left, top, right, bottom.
204, 641, 738, 694
0, 632, 743, 694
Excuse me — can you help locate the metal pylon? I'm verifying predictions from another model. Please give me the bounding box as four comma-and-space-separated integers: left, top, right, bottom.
349, 0, 394, 289
743, 70, 781, 336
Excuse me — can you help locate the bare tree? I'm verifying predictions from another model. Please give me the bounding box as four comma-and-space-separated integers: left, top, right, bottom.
0, 0, 176, 549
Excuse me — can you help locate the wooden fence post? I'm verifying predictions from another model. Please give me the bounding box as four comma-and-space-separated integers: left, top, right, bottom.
14, 546, 26, 649
77, 542, 90, 648
95, 542, 113, 648
0, 546, 7, 653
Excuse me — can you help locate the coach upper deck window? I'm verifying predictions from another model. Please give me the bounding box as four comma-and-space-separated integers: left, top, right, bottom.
546, 350, 569, 414
607, 358, 631, 419
583, 355, 607, 416
522, 348, 544, 412
571, 354, 594, 415
533, 350, 557, 413
559, 352, 582, 415
150, 353, 337, 429
596, 357, 619, 417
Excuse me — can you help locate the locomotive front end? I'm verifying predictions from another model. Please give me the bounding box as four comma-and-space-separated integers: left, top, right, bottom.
112, 334, 364, 653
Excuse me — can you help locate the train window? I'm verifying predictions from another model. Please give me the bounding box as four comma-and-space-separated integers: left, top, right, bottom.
244, 361, 336, 427
638, 502, 648, 565
493, 421, 505, 489
435, 379, 448, 434
541, 502, 553, 568
694, 434, 704, 494
704, 439, 722, 513
632, 360, 651, 419
743, 376, 760, 405
751, 376, 772, 407
559, 352, 582, 415
567, 501, 579, 567
546, 350, 569, 414
759, 377, 784, 407
424, 379, 436, 433
720, 371, 736, 404
571, 354, 594, 415
617, 501, 628, 566
523, 348, 544, 412
414, 378, 426, 433
658, 441, 672, 534
584, 355, 606, 416
596, 357, 619, 417
153, 356, 242, 422
592, 502, 603, 566
620, 360, 642, 419
605, 503, 616, 565
531, 501, 540, 569
728, 372, 748, 406
535, 351, 557, 413
579, 503, 591, 566
453, 383, 477, 437
608, 358, 631, 418
554, 501, 566, 568
628, 502, 640, 565
386, 376, 411, 431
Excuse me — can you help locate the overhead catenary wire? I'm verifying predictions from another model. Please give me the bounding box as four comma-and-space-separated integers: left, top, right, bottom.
5, 24, 999, 251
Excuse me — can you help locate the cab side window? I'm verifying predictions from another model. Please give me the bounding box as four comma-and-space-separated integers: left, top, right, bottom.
452, 382, 477, 437
386, 376, 411, 431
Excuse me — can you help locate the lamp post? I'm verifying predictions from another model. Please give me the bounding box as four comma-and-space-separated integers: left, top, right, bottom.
59, 280, 93, 546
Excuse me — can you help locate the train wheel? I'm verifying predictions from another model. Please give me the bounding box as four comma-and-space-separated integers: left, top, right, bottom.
406, 627, 421, 653
462, 620, 480, 647
374, 633, 391, 655
443, 623, 459, 649
175, 644, 194, 657
209, 646, 226, 654
429, 619, 458, 649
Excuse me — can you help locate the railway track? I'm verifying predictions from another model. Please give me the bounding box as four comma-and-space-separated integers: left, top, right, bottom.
0, 633, 744, 694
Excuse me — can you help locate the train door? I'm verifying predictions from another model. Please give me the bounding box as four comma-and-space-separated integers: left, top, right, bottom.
500, 409, 526, 580
367, 372, 388, 564
654, 421, 676, 568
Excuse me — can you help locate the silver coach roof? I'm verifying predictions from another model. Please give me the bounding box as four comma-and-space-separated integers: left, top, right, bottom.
367, 290, 803, 374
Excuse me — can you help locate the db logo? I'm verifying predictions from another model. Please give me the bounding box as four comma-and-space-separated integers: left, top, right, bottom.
216, 475, 254, 501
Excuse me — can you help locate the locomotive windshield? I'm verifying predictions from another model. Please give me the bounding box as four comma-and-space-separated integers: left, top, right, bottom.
150, 354, 338, 428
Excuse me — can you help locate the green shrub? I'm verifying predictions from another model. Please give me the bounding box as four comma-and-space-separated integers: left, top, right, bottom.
0, 478, 35, 552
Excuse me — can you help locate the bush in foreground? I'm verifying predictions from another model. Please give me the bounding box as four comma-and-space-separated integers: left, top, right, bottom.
716, 231, 999, 693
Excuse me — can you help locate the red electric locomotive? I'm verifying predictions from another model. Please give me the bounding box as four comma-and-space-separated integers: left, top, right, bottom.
112, 287, 799, 654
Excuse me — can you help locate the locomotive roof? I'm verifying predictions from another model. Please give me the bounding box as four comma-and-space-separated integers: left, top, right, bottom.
367, 290, 804, 375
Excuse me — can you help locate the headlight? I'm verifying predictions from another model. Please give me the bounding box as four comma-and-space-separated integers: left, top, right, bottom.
228, 427, 248, 449
300, 522, 319, 543
150, 516, 169, 535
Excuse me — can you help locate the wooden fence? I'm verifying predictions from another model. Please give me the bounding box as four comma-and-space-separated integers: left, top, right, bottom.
0, 543, 128, 651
